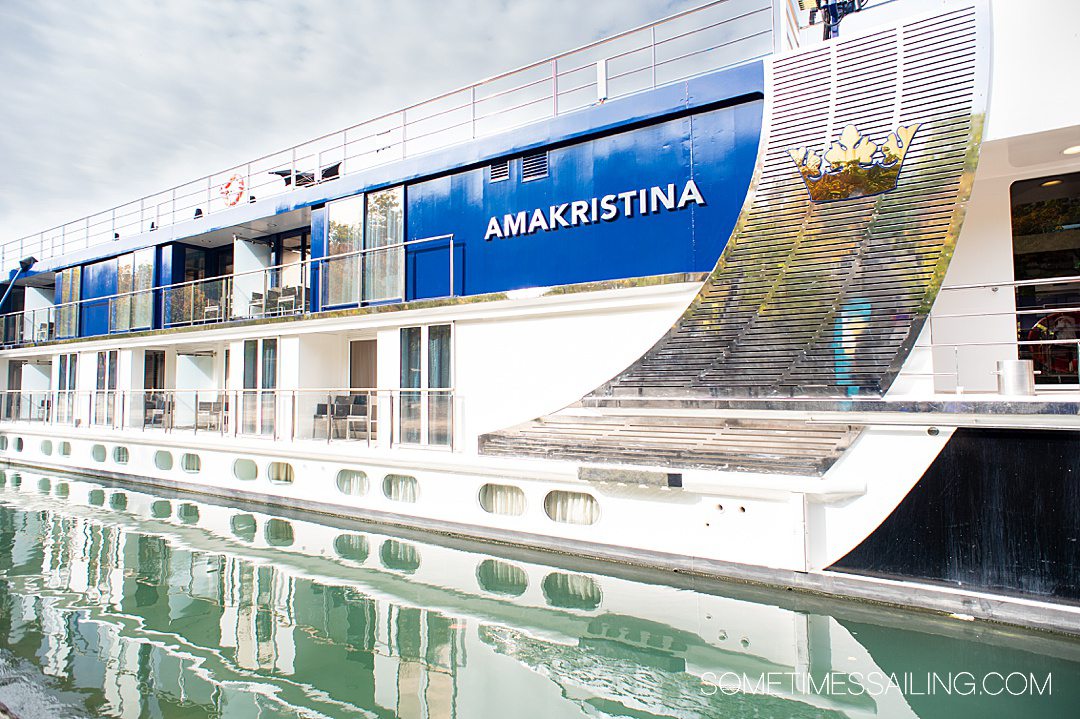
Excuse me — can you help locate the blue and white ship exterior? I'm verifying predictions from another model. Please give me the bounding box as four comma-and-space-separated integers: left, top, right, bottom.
1, 0, 1078, 631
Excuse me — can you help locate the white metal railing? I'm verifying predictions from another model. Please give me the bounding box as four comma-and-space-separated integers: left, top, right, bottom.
889, 275, 1080, 391
0, 387, 457, 449
0, 0, 774, 271
0, 234, 455, 343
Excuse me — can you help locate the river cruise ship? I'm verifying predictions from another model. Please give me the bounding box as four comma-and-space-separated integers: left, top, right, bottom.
0, 0, 1077, 631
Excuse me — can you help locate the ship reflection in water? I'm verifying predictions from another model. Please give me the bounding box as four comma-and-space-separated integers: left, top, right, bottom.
0, 469, 1076, 719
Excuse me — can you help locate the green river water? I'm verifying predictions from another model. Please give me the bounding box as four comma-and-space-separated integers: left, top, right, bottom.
0, 466, 1076, 718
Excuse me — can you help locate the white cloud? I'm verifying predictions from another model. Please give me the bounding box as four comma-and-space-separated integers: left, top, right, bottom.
0, 0, 693, 244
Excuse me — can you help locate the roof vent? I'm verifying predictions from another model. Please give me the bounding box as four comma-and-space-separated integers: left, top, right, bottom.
489, 159, 510, 183
522, 152, 549, 182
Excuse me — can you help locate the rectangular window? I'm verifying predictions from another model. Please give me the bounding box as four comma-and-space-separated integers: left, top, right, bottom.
364, 186, 404, 303
398, 324, 452, 446
242, 338, 277, 435
57, 267, 81, 339
57, 353, 77, 423
1011, 172, 1080, 385
427, 324, 452, 445
400, 327, 422, 444
324, 195, 365, 307
94, 350, 118, 426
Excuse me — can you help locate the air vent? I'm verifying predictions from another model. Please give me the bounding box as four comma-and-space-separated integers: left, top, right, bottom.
522, 152, 548, 181
489, 159, 510, 182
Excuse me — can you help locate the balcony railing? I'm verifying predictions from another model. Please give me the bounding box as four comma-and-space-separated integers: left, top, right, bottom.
0, 0, 776, 271
0, 387, 457, 449
0, 234, 454, 345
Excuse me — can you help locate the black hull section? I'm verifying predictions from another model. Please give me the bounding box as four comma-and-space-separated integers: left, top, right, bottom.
832, 428, 1080, 603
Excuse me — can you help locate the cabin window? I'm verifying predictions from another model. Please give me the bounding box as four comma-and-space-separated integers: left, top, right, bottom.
241, 339, 277, 435
521, 151, 549, 181
93, 350, 118, 426
181, 453, 201, 473
544, 490, 600, 525
91, 444, 106, 463
336, 469, 369, 495
114, 446, 129, 464
233, 459, 258, 481
40, 440, 52, 456
325, 194, 365, 307
267, 461, 294, 484
57, 354, 77, 423
383, 473, 418, 502
478, 484, 526, 515
154, 450, 173, 471
363, 186, 404, 303
399, 323, 452, 445
323, 187, 404, 308
1011, 171, 1080, 384
56, 267, 81, 339
112, 248, 154, 332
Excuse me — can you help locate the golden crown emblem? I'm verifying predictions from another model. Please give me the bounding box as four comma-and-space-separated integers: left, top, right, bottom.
789, 123, 920, 203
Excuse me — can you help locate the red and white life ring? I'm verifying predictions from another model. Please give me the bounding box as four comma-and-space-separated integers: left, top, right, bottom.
220, 174, 246, 206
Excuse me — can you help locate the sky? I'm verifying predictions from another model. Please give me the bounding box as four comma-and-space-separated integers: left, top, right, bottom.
0, 0, 696, 245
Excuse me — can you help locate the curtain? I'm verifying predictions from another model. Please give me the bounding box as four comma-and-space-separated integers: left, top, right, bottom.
479, 484, 526, 516
544, 491, 599, 525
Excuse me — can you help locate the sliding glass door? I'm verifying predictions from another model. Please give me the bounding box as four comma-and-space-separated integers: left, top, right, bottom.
399, 324, 451, 446
242, 339, 277, 436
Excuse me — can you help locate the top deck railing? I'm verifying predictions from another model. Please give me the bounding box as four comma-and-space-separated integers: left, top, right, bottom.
0, 0, 777, 272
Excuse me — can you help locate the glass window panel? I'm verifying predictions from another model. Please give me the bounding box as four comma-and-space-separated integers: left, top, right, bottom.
400, 327, 421, 444
427, 324, 452, 445
325, 195, 364, 306
114, 253, 133, 332
363, 187, 404, 302
1011, 172, 1080, 384
133, 248, 154, 329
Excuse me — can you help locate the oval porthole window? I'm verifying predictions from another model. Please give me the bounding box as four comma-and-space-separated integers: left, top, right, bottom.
37, 478, 51, 493
543, 490, 600, 525
267, 462, 294, 484
13, 437, 23, 452
151, 500, 172, 519
109, 493, 128, 511
233, 459, 258, 481
336, 469, 368, 496
40, 440, 53, 456
59, 441, 71, 457
113, 446, 129, 464
88, 489, 105, 506
478, 484, 526, 516
154, 450, 173, 471
91, 444, 107, 463
54, 482, 69, 498
0, 436, 7, 451
383, 474, 418, 503
181, 453, 201, 473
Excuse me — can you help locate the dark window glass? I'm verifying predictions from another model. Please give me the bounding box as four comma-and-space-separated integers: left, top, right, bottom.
1011, 172, 1080, 384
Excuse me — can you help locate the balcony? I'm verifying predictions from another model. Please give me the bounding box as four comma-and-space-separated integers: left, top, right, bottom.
0, 387, 457, 449
0, 234, 455, 345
